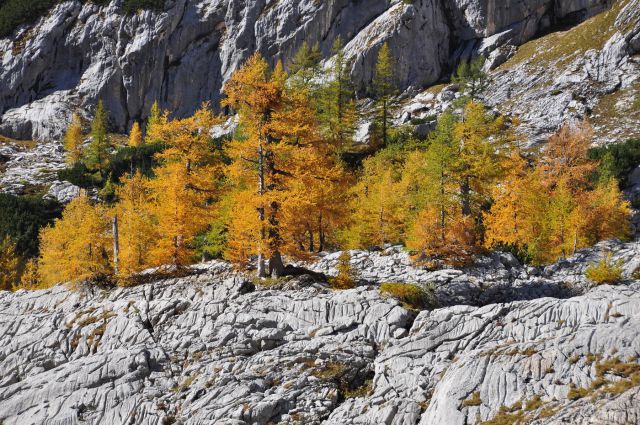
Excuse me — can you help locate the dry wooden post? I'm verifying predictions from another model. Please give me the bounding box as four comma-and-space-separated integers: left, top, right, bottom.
112, 214, 120, 275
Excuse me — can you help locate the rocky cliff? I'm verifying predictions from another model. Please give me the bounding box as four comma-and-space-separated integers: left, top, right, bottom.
0, 0, 617, 141
1, 240, 640, 424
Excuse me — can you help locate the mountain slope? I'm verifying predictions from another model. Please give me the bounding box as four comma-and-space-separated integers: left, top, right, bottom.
0, 0, 613, 141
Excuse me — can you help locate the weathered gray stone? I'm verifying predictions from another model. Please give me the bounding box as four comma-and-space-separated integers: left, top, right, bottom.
0, 0, 613, 141
1, 239, 640, 424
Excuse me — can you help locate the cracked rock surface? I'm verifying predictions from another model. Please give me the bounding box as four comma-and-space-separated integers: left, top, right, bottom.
1, 241, 640, 424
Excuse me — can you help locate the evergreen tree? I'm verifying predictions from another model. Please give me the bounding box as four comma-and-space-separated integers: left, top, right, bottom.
452, 101, 514, 218
452, 56, 488, 101
289, 41, 322, 86
403, 112, 477, 265
317, 36, 358, 149
85, 100, 111, 178
372, 42, 397, 147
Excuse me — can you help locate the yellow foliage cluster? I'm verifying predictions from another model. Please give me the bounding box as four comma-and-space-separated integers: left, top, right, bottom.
585, 253, 624, 285
223, 54, 351, 275
485, 122, 630, 264
38, 104, 223, 287
30, 49, 631, 289
346, 111, 629, 268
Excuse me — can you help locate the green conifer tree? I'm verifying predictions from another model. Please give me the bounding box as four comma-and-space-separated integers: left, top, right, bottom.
85, 100, 111, 179
372, 42, 397, 147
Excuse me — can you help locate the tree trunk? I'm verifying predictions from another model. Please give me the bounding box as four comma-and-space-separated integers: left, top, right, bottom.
382, 100, 388, 146
269, 251, 285, 277
318, 215, 325, 253
112, 215, 119, 275
461, 177, 471, 216
257, 254, 266, 278
172, 236, 179, 266
257, 142, 267, 277
307, 224, 314, 252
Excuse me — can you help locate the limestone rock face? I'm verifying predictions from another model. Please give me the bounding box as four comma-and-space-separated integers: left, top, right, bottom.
328, 283, 640, 425
1, 242, 640, 424
0, 0, 612, 141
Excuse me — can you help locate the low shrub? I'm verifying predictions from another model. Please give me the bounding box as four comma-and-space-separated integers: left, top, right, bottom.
588, 138, 640, 187
462, 391, 482, 407
379, 282, 437, 310
330, 251, 358, 289
585, 253, 623, 285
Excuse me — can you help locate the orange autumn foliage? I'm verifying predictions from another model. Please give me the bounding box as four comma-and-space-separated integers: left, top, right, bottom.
485, 123, 630, 264
223, 54, 349, 272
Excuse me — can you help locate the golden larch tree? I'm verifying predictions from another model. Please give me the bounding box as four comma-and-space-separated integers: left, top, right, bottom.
39, 194, 112, 286
146, 105, 222, 268
64, 113, 84, 164
115, 172, 157, 276
222, 54, 288, 276
0, 236, 19, 291
346, 152, 407, 249
128, 121, 143, 147
16, 258, 40, 291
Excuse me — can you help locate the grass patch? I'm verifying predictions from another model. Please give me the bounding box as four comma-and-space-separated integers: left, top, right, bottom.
500, 0, 633, 70
312, 362, 346, 381
172, 373, 199, 393
480, 396, 557, 424
585, 253, 624, 285
462, 391, 482, 407
379, 282, 437, 310
566, 356, 640, 401
342, 378, 373, 399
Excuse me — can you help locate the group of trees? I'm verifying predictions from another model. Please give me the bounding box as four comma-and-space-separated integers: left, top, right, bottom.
4, 41, 632, 289
39, 102, 223, 285
348, 109, 630, 267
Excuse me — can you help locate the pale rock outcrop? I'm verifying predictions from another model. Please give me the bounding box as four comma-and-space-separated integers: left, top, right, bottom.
45, 180, 81, 203
0, 0, 612, 141
0, 139, 66, 195
1, 240, 640, 424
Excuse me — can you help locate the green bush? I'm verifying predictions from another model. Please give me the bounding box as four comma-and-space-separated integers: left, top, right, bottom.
380, 282, 437, 310
58, 142, 165, 191
588, 138, 640, 187
107, 142, 165, 182
0, 193, 62, 258
585, 253, 624, 285
0, 0, 58, 38
57, 162, 102, 189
